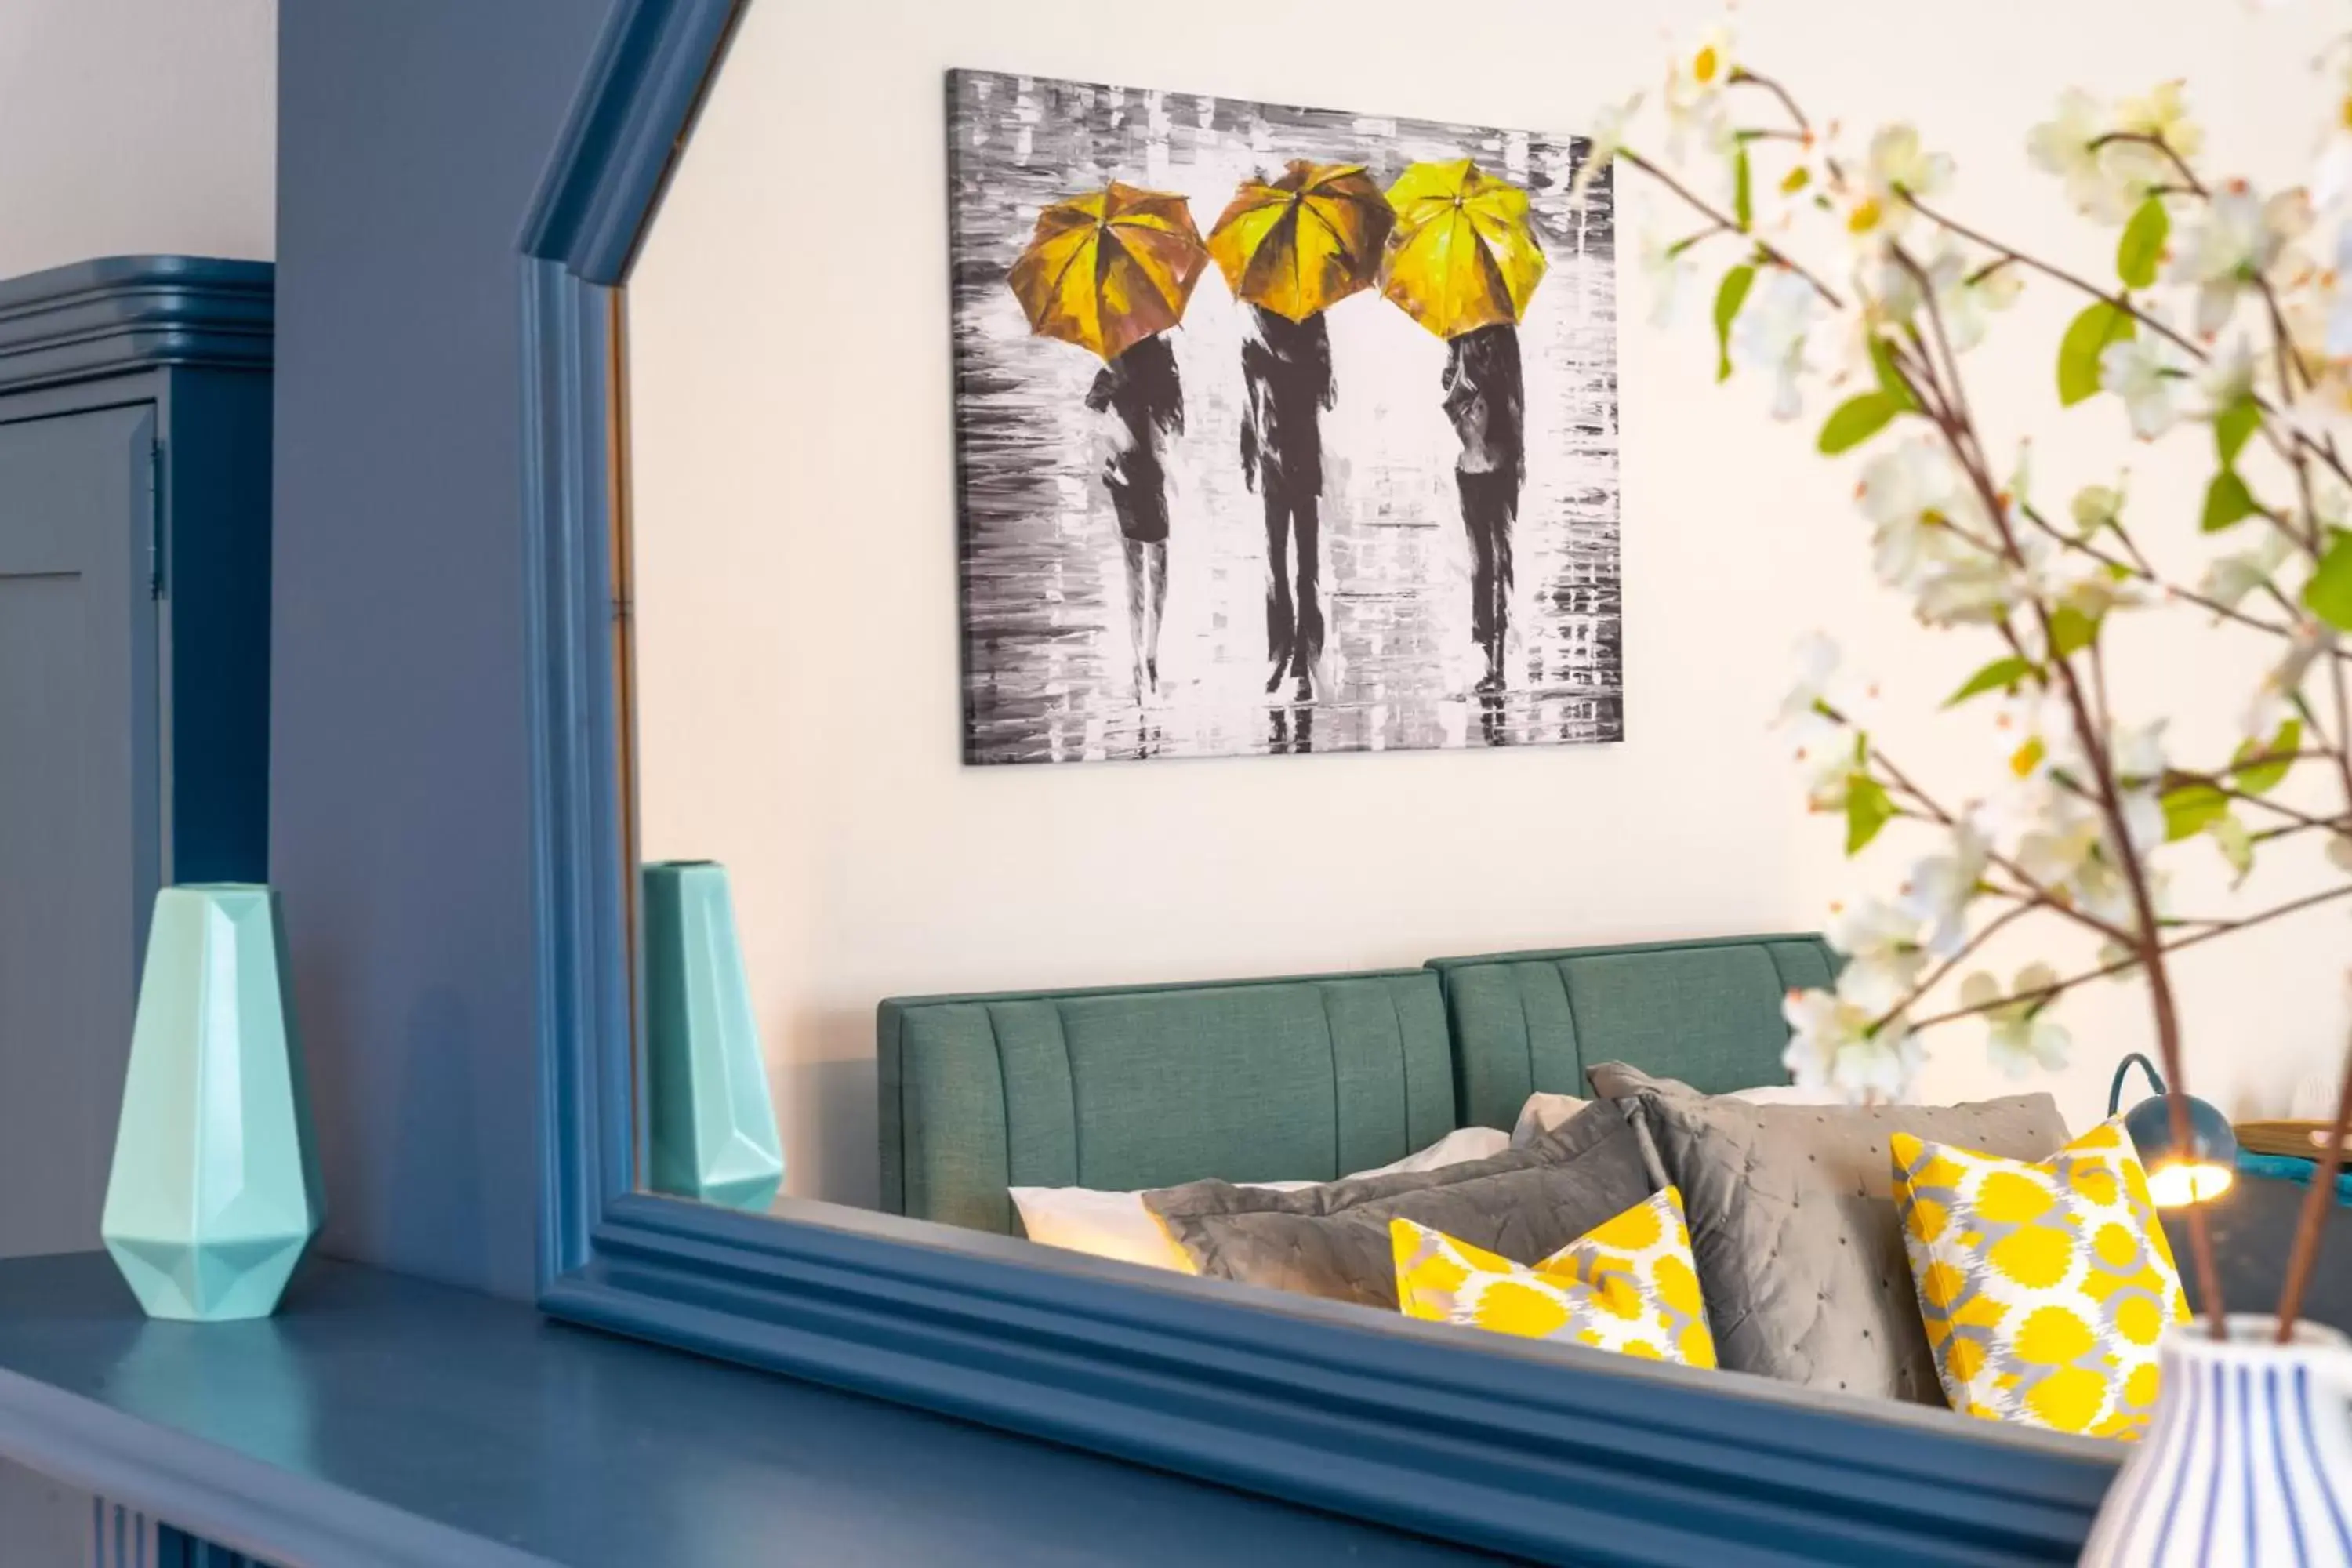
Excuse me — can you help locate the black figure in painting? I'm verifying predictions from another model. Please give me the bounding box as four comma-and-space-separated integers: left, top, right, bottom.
1442, 323, 1525, 695
1086, 332, 1185, 699
1240, 305, 1335, 701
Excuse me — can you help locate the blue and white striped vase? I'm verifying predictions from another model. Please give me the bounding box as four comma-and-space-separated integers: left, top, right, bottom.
2081, 1316, 2352, 1566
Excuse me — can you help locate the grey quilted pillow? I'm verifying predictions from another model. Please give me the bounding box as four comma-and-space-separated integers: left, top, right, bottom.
1585, 1062, 2070, 1404
1143, 1101, 1657, 1309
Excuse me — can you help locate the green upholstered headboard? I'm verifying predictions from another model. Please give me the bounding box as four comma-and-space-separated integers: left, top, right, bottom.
1426, 932, 1838, 1131
878, 971, 1457, 1234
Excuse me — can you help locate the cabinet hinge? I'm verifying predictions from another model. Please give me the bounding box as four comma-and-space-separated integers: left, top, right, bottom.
147, 438, 163, 597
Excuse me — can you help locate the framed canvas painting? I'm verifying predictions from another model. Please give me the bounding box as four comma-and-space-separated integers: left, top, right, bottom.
946, 68, 1621, 764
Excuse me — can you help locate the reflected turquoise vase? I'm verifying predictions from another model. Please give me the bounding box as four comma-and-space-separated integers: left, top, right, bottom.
642, 862, 785, 1211
102, 885, 324, 1321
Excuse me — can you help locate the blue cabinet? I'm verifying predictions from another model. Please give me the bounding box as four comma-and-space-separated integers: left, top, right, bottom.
0, 258, 272, 1261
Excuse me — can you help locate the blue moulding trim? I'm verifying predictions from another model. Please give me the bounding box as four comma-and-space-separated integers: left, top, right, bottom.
0, 257, 273, 395
520, 2, 2125, 1560
0, 1365, 541, 1568
519, 0, 744, 283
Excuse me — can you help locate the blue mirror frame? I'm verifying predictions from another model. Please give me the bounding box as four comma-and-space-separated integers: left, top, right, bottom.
514, 4, 2122, 1559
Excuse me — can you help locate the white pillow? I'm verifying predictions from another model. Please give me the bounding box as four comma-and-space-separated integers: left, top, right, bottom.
1726, 1083, 1848, 1106
1509, 1091, 1591, 1147
1010, 1124, 1512, 1272
1513, 1084, 1856, 1139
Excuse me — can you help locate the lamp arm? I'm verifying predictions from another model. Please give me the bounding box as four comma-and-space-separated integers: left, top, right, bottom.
2108, 1051, 2168, 1117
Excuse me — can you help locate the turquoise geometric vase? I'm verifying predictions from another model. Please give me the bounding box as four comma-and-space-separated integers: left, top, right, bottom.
102, 884, 324, 1321
641, 862, 785, 1211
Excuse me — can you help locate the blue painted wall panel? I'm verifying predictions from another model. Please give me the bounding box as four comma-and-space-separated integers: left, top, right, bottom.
273, 0, 614, 1298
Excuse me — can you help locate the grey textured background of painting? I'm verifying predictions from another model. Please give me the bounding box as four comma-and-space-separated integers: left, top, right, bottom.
948, 69, 1621, 764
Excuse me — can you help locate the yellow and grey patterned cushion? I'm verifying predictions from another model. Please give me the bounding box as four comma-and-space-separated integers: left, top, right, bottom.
1891, 1119, 2190, 1439
1391, 1188, 1718, 1368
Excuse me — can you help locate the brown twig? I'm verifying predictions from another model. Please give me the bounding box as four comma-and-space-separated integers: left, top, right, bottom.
1903, 194, 2209, 365
1728, 67, 1813, 137
1904, 882, 2352, 1029
1621, 151, 1846, 309
2276, 1016, 2352, 1341
2084, 129, 2209, 198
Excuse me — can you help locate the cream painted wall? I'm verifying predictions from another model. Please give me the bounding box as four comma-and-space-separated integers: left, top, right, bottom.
0, 0, 275, 278
628, 0, 2352, 1207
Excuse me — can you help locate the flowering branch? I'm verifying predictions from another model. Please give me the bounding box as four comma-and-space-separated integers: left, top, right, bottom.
1588, 31, 2352, 1337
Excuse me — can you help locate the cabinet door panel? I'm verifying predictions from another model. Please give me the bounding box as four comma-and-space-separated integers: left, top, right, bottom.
0, 404, 159, 1259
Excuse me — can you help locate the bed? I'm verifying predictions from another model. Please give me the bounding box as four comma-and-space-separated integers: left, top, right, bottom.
876, 931, 1838, 1233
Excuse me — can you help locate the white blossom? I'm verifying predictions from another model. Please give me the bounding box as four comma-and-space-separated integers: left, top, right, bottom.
2109, 718, 2170, 854
1976, 262, 2025, 313
1779, 633, 1866, 808
2071, 483, 2125, 536
1730, 267, 1818, 420
2115, 81, 2205, 167
2199, 530, 2294, 611
1779, 630, 1848, 723
1573, 94, 1642, 207
2245, 626, 2327, 737
1827, 897, 1929, 1014
2100, 336, 2182, 439
1783, 978, 1922, 1102
1915, 555, 2024, 626
1664, 26, 1735, 162
1638, 229, 1688, 328
1857, 437, 1971, 591
2167, 184, 2307, 339
2027, 89, 2138, 221
2329, 223, 2352, 358
2111, 718, 2169, 786
2197, 337, 2257, 416
2315, 71, 2352, 210
2329, 833, 2352, 877
1788, 710, 1855, 810
2212, 813, 2256, 885
1900, 826, 1990, 960
2006, 777, 2106, 888
1960, 965, 2073, 1078
1846, 125, 1952, 252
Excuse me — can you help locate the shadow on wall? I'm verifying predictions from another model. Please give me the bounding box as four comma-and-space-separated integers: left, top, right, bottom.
789, 1042, 883, 1211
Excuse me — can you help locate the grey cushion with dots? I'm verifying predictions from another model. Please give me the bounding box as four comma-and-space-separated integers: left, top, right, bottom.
1145, 1099, 1657, 1310
1585, 1062, 2070, 1406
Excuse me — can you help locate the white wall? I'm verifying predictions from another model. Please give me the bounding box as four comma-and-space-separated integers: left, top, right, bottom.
627, 0, 2352, 1207
0, 0, 275, 279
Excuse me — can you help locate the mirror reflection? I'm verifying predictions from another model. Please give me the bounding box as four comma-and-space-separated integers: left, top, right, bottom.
615, 0, 2347, 1460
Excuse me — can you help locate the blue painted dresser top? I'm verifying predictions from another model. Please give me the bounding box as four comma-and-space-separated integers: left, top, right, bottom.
0, 1254, 1494, 1568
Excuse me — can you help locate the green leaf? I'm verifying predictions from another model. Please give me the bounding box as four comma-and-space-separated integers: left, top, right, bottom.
1944, 656, 2038, 707
2161, 783, 2230, 841
2231, 719, 2303, 795
2049, 604, 2101, 657
1867, 335, 1918, 410
1733, 147, 1754, 232
2212, 811, 2255, 884
1845, 775, 1896, 855
1780, 165, 1811, 196
1713, 264, 1755, 383
2057, 300, 2135, 407
2306, 530, 2352, 631
2201, 470, 2259, 534
1818, 392, 1904, 455
2115, 196, 2169, 290
2214, 399, 2261, 467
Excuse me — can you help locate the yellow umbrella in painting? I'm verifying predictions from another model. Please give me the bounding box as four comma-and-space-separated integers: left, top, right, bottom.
1207, 160, 1396, 321
1007, 182, 1209, 363
1378, 159, 1548, 340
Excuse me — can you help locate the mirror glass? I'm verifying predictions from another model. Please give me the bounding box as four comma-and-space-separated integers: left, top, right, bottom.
611, 0, 2217, 1447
